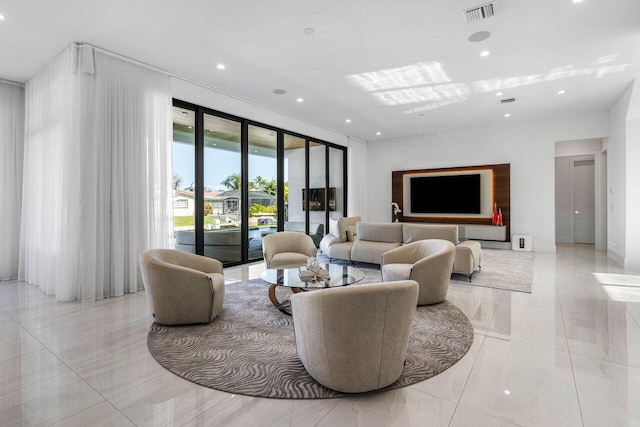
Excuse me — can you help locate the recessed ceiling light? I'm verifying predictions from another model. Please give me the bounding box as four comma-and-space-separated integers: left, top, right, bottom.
304, 27, 315, 35
296, 98, 303, 103
468, 31, 491, 42
480, 50, 490, 57
0, 13, 5, 20
273, 89, 287, 95
504, 113, 511, 118
376, 131, 381, 136
345, 119, 351, 123
558, 90, 566, 95
496, 91, 503, 96
572, 0, 584, 3
216, 64, 226, 70
504, 390, 511, 395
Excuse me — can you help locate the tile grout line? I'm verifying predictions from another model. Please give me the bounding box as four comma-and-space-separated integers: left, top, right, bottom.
447, 287, 508, 426
556, 259, 586, 427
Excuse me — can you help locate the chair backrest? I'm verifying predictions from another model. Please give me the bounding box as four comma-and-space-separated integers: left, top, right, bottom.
402, 223, 458, 245
413, 239, 456, 259
262, 231, 316, 264
291, 280, 418, 393
357, 222, 403, 243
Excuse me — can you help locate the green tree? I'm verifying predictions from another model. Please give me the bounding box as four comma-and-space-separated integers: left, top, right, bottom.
221, 173, 242, 191
173, 174, 182, 191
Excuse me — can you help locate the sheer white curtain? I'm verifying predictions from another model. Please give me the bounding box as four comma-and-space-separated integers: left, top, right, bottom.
0, 81, 25, 280
347, 136, 368, 219
20, 44, 173, 301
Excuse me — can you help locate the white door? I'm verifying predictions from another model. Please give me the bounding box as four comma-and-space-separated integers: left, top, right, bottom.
573, 159, 595, 244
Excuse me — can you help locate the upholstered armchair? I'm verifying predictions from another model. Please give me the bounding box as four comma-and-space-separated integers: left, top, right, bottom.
139, 249, 225, 325
381, 239, 455, 305
262, 231, 317, 269
290, 280, 418, 393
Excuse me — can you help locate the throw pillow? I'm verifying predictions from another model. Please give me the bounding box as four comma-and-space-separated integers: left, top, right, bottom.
346, 225, 357, 242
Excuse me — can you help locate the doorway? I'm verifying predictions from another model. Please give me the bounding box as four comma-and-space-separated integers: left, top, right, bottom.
555, 149, 607, 248
572, 159, 595, 244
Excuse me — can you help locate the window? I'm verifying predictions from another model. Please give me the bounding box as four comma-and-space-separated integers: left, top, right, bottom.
172, 99, 347, 266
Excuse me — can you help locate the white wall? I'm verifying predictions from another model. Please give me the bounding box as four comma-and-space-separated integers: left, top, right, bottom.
622, 80, 640, 269
608, 84, 631, 265
366, 113, 609, 252
555, 139, 602, 157
171, 78, 348, 148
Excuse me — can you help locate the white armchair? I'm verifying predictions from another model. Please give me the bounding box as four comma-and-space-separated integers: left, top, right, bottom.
381, 239, 455, 305
139, 249, 225, 325
262, 231, 317, 269
291, 280, 418, 393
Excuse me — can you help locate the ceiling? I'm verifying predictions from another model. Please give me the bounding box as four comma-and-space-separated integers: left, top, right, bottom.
1, 0, 639, 141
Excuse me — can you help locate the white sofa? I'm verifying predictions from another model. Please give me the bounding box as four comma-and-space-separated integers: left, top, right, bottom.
320, 218, 482, 279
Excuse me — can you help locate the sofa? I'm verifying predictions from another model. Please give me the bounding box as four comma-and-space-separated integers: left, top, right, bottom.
320, 218, 482, 279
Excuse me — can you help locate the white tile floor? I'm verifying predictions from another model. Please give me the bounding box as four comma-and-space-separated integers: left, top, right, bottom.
1, 244, 640, 426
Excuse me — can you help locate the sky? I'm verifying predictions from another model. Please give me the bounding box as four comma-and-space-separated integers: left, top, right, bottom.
173, 143, 285, 191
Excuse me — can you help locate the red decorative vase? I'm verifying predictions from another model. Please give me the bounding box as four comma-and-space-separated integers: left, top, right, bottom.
497, 208, 503, 227
492, 203, 498, 225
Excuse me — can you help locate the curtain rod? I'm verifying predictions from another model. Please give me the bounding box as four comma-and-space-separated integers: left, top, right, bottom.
0, 78, 24, 87
77, 42, 349, 140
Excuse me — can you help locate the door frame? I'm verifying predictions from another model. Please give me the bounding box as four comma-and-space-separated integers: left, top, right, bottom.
570, 155, 596, 244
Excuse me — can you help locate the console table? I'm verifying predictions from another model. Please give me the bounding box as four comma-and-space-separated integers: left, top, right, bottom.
463, 225, 507, 241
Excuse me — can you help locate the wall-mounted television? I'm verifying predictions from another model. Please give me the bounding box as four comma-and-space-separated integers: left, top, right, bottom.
302, 187, 336, 211
410, 174, 481, 214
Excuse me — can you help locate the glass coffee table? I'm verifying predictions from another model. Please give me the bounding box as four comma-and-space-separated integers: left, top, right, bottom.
260, 263, 365, 314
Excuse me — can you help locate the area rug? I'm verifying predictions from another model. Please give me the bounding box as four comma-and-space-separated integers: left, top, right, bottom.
147, 279, 474, 399
451, 248, 535, 293
319, 248, 535, 293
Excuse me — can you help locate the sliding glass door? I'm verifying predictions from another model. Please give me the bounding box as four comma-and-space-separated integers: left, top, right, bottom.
203, 113, 242, 263
248, 124, 278, 261
172, 100, 347, 266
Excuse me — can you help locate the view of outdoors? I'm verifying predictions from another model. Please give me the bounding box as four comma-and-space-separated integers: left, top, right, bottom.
172, 104, 345, 265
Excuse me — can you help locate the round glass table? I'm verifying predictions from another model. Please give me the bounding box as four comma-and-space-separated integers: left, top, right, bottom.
260, 263, 365, 314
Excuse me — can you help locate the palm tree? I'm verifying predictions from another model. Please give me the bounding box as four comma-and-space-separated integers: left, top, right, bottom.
173, 174, 182, 191
221, 173, 242, 191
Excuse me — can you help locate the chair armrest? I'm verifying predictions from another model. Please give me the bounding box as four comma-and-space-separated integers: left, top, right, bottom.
410, 251, 454, 284
381, 245, 415, 266
170, 250, 223, 274
144, 260, 217, 325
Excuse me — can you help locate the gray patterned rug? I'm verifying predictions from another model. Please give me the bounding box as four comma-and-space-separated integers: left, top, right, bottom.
451, 249, 534, 293
147, 279, 474, 399
320, 248, 535, 293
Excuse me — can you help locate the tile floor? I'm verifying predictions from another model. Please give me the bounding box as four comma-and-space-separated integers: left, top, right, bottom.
1, 244, 640, 426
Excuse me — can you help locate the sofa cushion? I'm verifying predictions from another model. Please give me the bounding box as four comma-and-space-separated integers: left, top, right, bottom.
329, 218, 340, 239
357, 222, 403, 243
351, 240, 401, 264
328, 241, 355, 261
346, 225, 357, 241
402, 223, 458, 245
337, 216, 361, 241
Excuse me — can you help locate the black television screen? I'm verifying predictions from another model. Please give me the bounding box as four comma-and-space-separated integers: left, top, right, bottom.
410, 174, 481, 214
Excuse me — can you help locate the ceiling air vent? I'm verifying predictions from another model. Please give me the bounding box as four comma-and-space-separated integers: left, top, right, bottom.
464, 2, 496, 23
500, 98, 515, 104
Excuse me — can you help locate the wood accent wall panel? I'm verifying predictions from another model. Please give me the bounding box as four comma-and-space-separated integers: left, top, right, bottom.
391, 164, 510, 239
